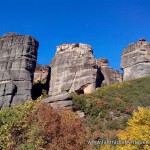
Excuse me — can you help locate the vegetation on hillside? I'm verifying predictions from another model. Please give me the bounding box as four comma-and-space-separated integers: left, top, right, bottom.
72, 76, 150, 140
0, 99, 88, 150
0, 76, 150, 150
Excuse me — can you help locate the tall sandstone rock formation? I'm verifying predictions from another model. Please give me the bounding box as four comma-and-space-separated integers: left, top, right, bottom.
0, 33, 38, 109
97, 58, 122, 85
121, 39, 150, 81
43, 43, 98, 108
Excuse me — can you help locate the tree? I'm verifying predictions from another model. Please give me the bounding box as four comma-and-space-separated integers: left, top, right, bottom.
117, 107, 150, 150
0, 99, 40, 150
23, 103, 88, 150
0, 99, 89, 150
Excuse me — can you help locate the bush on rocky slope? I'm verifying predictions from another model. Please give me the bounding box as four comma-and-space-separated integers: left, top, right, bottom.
0, 99, 88, 150
72, 76, 150, 140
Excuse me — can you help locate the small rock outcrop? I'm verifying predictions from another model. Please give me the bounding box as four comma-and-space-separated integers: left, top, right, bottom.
97, 58, 122, 85
34, 64, 50, 84
121, 39, 150, 81
43, 43, 98, 109
32, 64, 50, 100
0, 33, 38, 109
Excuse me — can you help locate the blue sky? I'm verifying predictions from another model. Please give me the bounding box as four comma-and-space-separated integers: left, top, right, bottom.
0, 0, 150, 72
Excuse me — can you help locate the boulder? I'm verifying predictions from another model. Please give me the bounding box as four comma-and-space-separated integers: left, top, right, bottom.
121, 39, 150, 81
43, 92, 72, 109
43, 91, 71, 103
0, 33, 38, 109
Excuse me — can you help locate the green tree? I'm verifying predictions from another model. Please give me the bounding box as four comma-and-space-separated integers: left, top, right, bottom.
0, 99, 41, 149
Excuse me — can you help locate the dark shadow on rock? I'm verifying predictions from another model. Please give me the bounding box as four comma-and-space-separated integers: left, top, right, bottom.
32, 66, 51, 100
45, 66, 51, 94
32, 82, 42, 100
96, 67, 104, 88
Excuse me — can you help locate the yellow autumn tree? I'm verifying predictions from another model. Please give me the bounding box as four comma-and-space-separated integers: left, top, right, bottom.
117, 107, 150, 150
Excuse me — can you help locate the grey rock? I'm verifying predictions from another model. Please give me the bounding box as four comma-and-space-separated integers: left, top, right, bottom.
5, 81, 16, 95
43, 92, 71, 103
0, 33, 38, 109
0, 95, 12, 109
76, 111, 85, 118
45, 43, 98, 108
97, 58, 122, 85
50, 100, 73, 109
121, 39, 150, 81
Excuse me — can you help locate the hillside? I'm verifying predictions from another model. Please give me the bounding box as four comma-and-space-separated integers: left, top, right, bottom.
0, 76, 150, 149
0, 33, 150, 149
1, 34, 150, 111
72, 76, 150, 140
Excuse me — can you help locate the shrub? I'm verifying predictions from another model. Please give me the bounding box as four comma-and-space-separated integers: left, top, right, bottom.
0, 99, 40, 150
100, 110, 108, 118
106, 121, 119, 130
0, 100, 88, 150
72, 93, 88, 111
21, 103, 88, 150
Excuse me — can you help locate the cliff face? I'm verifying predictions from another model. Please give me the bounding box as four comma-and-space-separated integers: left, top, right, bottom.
121, 39, 150, 81
0, 33, 38, 109
97, 58, 122, 85
43, 43, 98, 109
1, 32, 146, 110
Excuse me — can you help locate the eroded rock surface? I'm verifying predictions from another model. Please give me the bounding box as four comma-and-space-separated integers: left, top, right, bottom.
0, 33, 38, 109
43, 43, 98, 108
33, 64, 50, 100
97, 58, 122, 85
121, 39, 150, 81
34, 64, 50, 84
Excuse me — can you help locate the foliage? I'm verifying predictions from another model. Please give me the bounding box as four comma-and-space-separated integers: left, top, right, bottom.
117, 107, 150, 150
1, 76, 150, 149
0, 100, 88, 150
21, 103, 88, 150
72, 76, 150, 139
98, 144, 117, 150
0, 99, 41, 150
